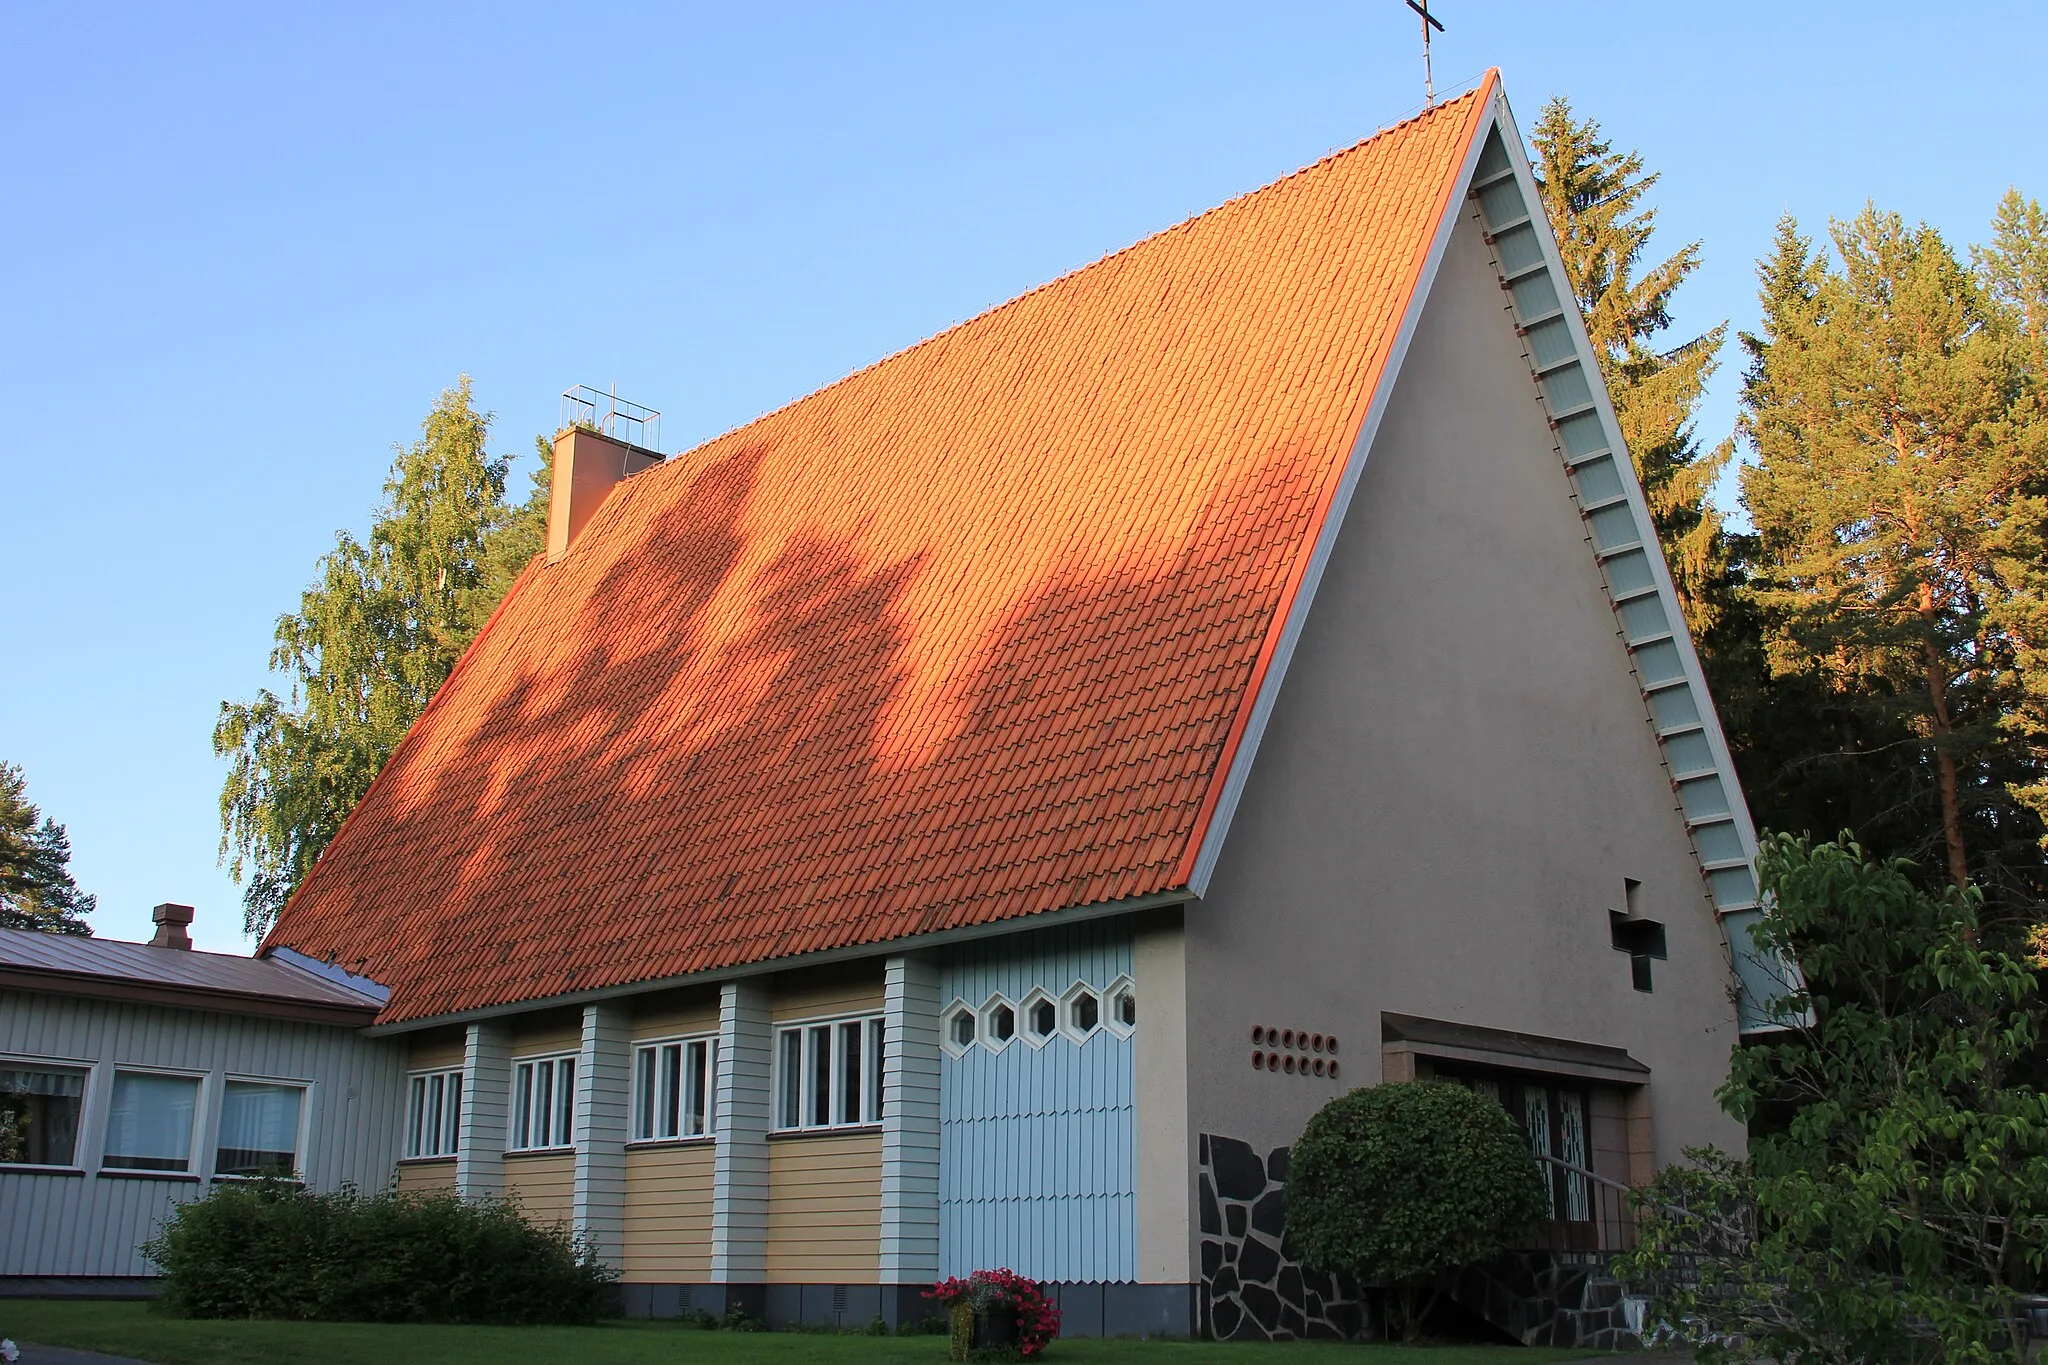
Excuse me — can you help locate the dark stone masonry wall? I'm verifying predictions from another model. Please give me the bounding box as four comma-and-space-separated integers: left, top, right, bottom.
1196, 1134, 1371, 1340
1443, 1251, 1640, 1350
1194, 1132, 1642, 1349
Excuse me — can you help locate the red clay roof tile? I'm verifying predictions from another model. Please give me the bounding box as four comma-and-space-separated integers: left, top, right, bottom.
263, 82, 1494, 1024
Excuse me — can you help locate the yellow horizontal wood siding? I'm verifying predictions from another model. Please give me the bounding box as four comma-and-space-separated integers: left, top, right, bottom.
622, 1144, 716, 1280
510, 1013, 582, 1056
773, 964, 885, 1021
505, 1153, 575, 1226
766, 1132, 881, 1282
631, 990, 719, 1039
406, 1028, 466, 1073
395, 1159, 456, 1193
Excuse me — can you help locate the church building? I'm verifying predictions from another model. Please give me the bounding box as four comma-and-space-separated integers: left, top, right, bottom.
251, 72, 1779, 1339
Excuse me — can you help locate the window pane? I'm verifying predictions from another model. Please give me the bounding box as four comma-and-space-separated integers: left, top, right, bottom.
556, 1058, 576, 1147
446, 1073, 462, 1154
514, 1063, 534, 1149
779, 1030, 801, 1128
0, 1067, 85, 1166
407, 1077, 426, 1159
216, 1082, 304, 1177
634, 1049, 655, 1142
103, 1072, 197, 1171
660, 1045, 682, 1140
808, 1025, 831, 1127
840, 1021, 863, 1125
868, 1019, 885, 1123
686, 1041, 710, 1137
535, 1062, 555, 1147
426, 1074, 445, 1156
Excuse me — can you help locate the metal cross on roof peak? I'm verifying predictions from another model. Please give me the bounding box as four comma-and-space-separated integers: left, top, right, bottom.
1405, 0, 1446, 107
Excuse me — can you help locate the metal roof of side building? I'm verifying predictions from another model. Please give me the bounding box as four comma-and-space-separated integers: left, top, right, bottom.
0, 926, 387, 1027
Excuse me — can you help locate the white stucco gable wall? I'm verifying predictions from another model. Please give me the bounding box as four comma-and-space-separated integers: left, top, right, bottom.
1178, 185, 1749, 1169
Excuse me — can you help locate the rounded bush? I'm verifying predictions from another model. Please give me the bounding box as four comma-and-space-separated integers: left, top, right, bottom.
1287, 1081, 1549, 1339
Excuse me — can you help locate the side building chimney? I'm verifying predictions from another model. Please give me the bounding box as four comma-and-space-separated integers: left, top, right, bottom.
548, 423, 665, 562
150, 902, 194, 950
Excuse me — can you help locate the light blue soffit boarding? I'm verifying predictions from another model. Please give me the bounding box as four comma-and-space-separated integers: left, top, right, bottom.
1468, 105, 1800, 1031
939, 919, 1136, 1283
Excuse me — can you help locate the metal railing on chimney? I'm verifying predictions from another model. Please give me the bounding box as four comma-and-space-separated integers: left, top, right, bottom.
561, 385, 661, 452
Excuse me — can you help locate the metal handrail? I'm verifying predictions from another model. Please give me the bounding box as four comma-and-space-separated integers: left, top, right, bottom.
560, 384, 661, 451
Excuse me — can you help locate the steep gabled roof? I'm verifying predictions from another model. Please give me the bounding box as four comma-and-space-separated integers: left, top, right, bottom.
264, 80, 1497, 1025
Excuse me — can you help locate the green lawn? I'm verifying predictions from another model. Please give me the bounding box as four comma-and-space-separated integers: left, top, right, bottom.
2, 1301, 1628, 1365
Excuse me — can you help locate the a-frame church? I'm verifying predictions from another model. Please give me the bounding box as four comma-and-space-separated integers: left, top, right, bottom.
245, 72, 1778, 1340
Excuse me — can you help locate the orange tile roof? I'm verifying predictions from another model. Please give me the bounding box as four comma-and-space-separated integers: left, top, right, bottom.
265, 80, 1496, 1024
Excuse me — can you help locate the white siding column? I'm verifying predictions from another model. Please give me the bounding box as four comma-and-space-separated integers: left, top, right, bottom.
711, 978, 771, 1282
455, 1020, 509, 1198
573, 1001, 631, 1265
879, 953, 941, 1285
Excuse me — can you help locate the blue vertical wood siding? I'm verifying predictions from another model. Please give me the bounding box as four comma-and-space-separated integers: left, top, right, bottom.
939, 920, 1135, 1283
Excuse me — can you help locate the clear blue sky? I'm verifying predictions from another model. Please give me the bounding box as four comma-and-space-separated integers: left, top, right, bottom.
6, 2, 2043, 952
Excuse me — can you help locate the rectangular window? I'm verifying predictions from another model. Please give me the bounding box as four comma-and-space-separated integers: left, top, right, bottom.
102, 1071, 199, 1172
405, 1069, 463, 1159
0, 1066, 87, 1167
216, 1081, 306, 1177
630, 1037, 717, 1142
772, 1014, 885, 1131
509, 1055, 576, 1151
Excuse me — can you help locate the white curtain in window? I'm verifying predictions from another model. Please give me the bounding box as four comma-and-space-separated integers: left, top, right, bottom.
104, 1073, 198, 1169
219, 1082, 302, 1157
0, 1069, 84, 1098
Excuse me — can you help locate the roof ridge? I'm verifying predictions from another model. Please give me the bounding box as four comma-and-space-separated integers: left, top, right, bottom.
629, 86, 1494, 490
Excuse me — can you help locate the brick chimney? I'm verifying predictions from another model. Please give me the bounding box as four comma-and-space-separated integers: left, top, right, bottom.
548, 425, 664, 561
150, 902, 194, 950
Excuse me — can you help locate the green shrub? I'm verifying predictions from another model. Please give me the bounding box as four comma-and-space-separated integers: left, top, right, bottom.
1287, 1080, 1549, 1341
143, 1180, 614, 1324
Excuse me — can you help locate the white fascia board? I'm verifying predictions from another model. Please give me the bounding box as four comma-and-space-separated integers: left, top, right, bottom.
1184, 105, 1496, 898
1479, 90, 1801, 1030
1483, 91, 1764, 881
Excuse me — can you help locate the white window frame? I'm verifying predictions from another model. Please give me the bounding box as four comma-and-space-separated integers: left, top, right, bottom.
939, 998, 979, 1059
404, 1067, 464, 1159
0, 1053, 94, 1172
508, 1052, 577, 1153
1104, 974, 1137, 1039
979, 994, 1019, 1053
214, 1075, 311, 1180
99, 1064, 206, 1175
630, 1034, 718, 1144
772, 1012, 885, 1132
1018, 988, 1059, 1049
1058, 980, 1104, 1044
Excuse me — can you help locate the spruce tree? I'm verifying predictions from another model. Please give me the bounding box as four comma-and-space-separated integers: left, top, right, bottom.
1531, 98, 1734, 641
1740, 206, 2048, 899
215, 378, 544, 935
0, 761, 95, 936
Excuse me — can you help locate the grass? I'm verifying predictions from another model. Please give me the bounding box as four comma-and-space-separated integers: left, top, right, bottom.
0, 1301, 1628, 1365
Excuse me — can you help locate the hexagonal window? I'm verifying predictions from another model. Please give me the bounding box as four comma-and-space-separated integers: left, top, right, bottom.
1019, 988, 1058, 1046
1061, 983, 1101, 1041
1104, 975, 1136, 1037
941, 1001, 978, 1057
980, 995, 1017, 1052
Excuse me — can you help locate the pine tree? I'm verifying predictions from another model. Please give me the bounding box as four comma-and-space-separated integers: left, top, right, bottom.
1976, 192, 2048, 857
0, 761, 95, 936
215, 378, 545, 935
1530, 98, 1734, 640
1740, 205, 2048, 898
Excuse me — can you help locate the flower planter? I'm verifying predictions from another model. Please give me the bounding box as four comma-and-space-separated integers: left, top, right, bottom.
973, 1309, 1018, 1350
